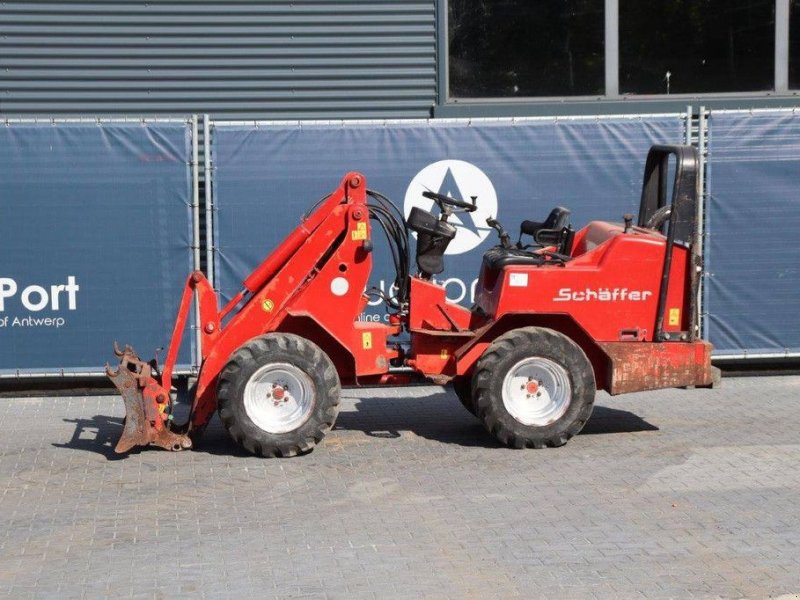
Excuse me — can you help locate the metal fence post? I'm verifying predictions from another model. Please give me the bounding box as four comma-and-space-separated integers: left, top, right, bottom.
191, 115, 202, 371
697, 106, 707, 340
204, 114, 214, 290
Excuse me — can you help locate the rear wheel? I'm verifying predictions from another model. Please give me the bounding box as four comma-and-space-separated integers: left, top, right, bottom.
217, 333, 340, 457
473, 327, 595, 448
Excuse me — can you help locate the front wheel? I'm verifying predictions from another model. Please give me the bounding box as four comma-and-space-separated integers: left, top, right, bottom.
472, 327, 595, 448
217, 333, 340, 457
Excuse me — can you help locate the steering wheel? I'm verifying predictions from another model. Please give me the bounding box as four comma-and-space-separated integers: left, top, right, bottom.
422, 190, 477, 212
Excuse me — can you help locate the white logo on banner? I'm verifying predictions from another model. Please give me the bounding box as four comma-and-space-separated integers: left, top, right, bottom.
0, 276, 79, 329
404, 160, 497, 255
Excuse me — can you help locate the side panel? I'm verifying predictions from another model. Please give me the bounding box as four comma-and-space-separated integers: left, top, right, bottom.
0, 121, 195, 375
477, 235, 690, 343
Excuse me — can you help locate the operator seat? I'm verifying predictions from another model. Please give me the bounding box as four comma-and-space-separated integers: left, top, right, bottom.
482, 206, 574, 270
519, 206, 571, 247
407, 206, 457, 277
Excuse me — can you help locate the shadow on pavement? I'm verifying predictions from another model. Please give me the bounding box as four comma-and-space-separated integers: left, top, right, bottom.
334, 391, 659, 447
335, 392, 502, 448
581, 405, 659, 435
52, 414, 249, 460
53, 415, 130, 460
54, 390, 658, 459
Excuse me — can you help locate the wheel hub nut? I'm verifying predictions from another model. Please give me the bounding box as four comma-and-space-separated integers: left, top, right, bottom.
525, 380, 539, 395
273, 386, 285, 401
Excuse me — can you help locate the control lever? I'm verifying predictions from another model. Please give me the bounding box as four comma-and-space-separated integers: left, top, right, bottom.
623, 213, 634, 233
486, 217, 513, 249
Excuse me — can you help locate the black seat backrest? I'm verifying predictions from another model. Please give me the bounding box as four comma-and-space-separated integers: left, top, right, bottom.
520, 206, 571, 247
520, 207, 570, 239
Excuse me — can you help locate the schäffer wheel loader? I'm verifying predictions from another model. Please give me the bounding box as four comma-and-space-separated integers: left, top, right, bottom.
107, 145, 717, 456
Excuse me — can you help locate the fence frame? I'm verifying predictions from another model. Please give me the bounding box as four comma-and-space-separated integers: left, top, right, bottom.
0, 116, 201, 378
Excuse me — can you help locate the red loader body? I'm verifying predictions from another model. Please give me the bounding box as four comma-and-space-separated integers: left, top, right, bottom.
107, 145, 716, 456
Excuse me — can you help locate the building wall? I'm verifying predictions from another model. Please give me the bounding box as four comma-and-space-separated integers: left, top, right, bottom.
0, 1, 437, 118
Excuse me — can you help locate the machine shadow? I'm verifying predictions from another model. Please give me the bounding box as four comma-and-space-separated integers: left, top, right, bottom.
53, 413, 251, 460
54, 392, 658, 459
335, 392, 502, 448
332, 390, 659, 447
581, 405, 659, 435
53, 415, 130, 460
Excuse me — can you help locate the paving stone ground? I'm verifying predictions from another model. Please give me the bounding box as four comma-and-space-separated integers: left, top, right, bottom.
0, 376, 799, 599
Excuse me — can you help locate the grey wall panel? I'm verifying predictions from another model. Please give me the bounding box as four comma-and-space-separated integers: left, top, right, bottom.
705, 109, 800, 358
0, 1, 435, 118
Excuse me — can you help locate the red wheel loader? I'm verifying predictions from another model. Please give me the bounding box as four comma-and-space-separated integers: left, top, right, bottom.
107, 144, 717, 456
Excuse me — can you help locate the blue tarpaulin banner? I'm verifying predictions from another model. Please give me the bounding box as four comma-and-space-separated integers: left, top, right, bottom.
706, 110, 800, 357
0, 121, 195, 374
211, 116, 685, 323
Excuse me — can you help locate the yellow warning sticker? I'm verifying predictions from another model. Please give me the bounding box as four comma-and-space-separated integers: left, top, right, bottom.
261, 299, 275, 312
362, 332, 372, 350
668, 308, 680, 326
351, 222, 368, 241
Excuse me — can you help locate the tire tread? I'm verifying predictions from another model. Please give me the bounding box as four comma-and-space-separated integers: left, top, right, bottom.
472, 326, 595, 449
217, 333, 340, 458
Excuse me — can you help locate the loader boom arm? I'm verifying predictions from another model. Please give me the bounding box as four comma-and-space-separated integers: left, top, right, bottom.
108, 172, 373, 453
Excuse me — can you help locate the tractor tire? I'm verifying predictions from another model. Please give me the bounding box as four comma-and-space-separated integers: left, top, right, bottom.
472, 327, 595, 449
217, 333, 340, 457
451, 376, 477, 417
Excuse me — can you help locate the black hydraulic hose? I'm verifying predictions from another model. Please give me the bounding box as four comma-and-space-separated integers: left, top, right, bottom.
367, 191, 410, 267
365, 189, 411, 305
371, 211, 402, 277
366, 202, 410, 306
368, 203, 406, 251
368, 208, 403, 297
370, 207, 408, 303
367, 189, 406, 231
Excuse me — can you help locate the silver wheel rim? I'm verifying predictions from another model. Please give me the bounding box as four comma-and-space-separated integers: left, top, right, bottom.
501, 357, 571, 426
243, 362, 315, 433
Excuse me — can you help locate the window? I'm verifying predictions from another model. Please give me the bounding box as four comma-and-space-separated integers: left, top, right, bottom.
448, 0, 605, 98
445, 0, 791, 101
620, 0, 775, 94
